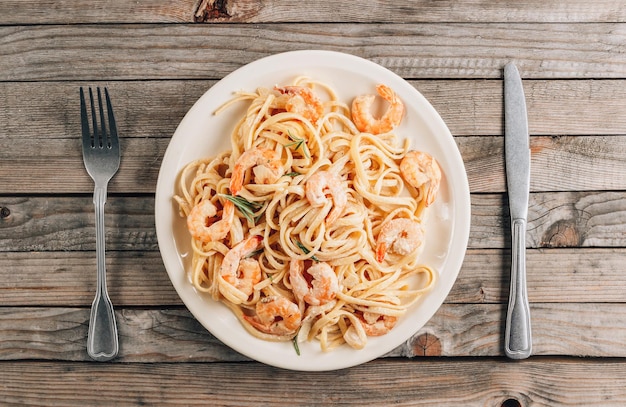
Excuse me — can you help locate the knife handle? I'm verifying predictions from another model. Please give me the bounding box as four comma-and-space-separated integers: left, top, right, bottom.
505, 218, 532, 359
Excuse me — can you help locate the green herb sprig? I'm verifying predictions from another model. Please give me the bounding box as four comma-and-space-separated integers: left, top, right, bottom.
295, 240, 320, 262
219, 193, 263, 224
292, 332, 301, 356
285, 131, 310, 159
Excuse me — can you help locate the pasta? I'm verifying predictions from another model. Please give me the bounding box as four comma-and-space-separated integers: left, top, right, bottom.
173, 77, 440, 352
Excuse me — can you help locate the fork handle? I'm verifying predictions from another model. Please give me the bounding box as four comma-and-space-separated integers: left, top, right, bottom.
87, 185, 119, 361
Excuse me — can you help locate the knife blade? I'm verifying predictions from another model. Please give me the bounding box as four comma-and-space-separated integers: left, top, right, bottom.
504, 62, 532, 359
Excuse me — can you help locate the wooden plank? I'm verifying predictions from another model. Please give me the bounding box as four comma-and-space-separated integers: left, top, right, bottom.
462, 136, 626, 193
2, 136, 626, 194
1, 303, 626, 361
2, 80, 625, 141
0, 23, 624, 81
0, 196, 159, 252
0, 137, 167, 194
0, 0, 623, 24
471, 191, 626, 248
1, 248, 625, 307
1, 358, 626, 406
2, 192, 624, 252
450, 247, 626, 304
0, 251, 180, 307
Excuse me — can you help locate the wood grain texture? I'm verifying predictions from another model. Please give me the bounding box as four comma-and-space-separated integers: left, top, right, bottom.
2, 80, 625, 139
1, 23, 624, 81
1, 0, 625, 402
2, 192, 624, 252
2, 303, 626, 361
1, 78, 624, 195
2, 136, 626, 194
1, 248, 625, 307
1, 359, 626, 406
0, 0, 624, 24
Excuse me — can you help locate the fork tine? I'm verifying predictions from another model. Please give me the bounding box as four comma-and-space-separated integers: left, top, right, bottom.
104, 88, 119, 150
88, 87, 100, 148
80, 87, 93, 149
96, 88, 108, 148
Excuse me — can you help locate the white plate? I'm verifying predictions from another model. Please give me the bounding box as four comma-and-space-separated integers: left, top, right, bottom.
155, 50, 470, 371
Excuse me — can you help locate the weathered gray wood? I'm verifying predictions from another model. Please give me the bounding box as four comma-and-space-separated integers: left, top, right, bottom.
0, 0, 624, 24
471, 191, 626, 248
2, 192, 624, 252
0, 196, 158, 251
2, 136, 626, 194
462, 136, 626, 193
0, 251, 179, 306
1, 303, 625, 361
1, 358, 626, 406
0, 0, 623, 404
450, 247, 626, 304
1, 248, 625, 307
1, 23, 624, 81
2, 80, 625, 140
0, 137, 167, 194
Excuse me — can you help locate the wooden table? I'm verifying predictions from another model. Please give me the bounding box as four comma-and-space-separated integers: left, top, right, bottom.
1, 1, 625, 405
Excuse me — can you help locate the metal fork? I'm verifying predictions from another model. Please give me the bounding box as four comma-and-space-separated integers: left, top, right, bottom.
80, 87, 120, 361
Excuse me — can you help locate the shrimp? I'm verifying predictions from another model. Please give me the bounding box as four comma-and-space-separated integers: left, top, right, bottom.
400, 150, 441, 207
289, 260, 339, 306
305, 170, 347, 224
223, 258, 262, 298
187, 199, 234, 242
219, 234, 263, 297
351, 84, 404, 134
359, 312, 397, 336
375, 218, 424, 262
229, 148, 284, 196
275, 85, 324, 124
244, 296, 302, 336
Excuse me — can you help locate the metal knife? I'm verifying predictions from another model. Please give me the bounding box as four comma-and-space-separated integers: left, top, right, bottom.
503, 62, 532, 359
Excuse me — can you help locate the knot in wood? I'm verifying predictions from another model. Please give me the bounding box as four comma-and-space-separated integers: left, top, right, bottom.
410, 332, 442, 356
194, 0, 231, 22
501, 399, 523, 407
541, 219, 583, 247
0, 206, 10, 219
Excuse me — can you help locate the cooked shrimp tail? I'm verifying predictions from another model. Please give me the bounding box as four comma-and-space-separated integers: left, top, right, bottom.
359, 312, 397, 336
351, 84, 404, 134
305, 170, 347, 224
375, 218, 424, 262
230, 148, 284, 196
187, 199, 235, 242
219, 235, 263, 301
289, 260, 339, 306
400, 150, 442, 207
243, 296, 302, 336
275, 85, 324, 124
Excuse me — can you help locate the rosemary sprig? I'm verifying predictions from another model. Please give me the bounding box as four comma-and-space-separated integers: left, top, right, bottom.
292, 332, 301, 356
295, 240, 320, 262
218, 193, 262, 224
285, 130, 311, 159
247, 248, 264, 258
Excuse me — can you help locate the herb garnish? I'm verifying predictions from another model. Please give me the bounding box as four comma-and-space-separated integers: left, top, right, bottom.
292, 333, 301, 356
295, 240, 320, 262
285, 131, 311, 159
218, 193, 262, 223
